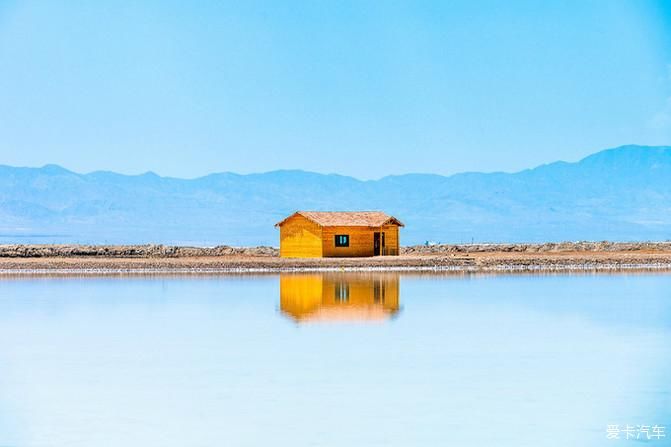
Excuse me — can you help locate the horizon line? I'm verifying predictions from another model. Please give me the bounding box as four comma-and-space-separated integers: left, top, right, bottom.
0, 144, 667, 182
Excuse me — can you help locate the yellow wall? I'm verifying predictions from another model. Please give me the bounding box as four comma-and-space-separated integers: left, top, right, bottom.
278, 215, 323, 258
279, 274, 324, 317
280, 273, 400, 322
321, 226, 376, 257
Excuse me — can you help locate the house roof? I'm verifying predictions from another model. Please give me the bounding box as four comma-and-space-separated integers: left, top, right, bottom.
275, 211, 404, 228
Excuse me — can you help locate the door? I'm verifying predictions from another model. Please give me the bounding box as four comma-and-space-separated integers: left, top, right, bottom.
373, 279, 385, 303
373, 232, 381, 256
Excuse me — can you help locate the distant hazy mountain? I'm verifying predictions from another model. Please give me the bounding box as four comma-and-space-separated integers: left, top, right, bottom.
1, 145, 670, 246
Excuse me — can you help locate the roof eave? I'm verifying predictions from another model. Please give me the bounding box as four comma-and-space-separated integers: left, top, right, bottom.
274, 211, 302, 228
275, 211, 324, 228
382, 217, 405, 227
275, 211, 405, 228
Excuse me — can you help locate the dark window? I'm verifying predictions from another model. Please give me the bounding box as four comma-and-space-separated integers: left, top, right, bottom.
335, 234, 349, 247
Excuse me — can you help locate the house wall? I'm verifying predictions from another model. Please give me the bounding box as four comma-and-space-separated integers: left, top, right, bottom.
278, 215, 323, 258
381, 225, 400, 255
321, 226, 375, 257
321, 225, 401, 257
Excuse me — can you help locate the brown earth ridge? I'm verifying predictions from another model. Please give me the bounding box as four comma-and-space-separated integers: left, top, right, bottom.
1, 242, 671, 275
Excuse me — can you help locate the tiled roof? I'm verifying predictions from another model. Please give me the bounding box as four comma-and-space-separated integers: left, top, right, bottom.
275, 211, 404, 228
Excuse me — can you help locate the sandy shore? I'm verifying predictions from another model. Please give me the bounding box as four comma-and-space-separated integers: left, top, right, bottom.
2, 242, 671, 275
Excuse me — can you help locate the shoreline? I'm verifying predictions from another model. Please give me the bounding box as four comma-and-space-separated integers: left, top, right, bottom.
2, 248, 671, 276
2, 263, 671, 277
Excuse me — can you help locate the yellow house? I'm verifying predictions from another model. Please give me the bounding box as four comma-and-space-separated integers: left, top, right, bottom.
280, 273, 400, 322
275, 211, 404, 258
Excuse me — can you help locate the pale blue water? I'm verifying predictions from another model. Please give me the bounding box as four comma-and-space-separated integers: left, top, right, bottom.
0, 273, 669, 446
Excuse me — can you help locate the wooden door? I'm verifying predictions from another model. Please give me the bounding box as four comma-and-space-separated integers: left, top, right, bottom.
373, 232, 381, 256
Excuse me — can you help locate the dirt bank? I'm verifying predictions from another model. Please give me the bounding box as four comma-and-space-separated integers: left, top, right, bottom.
0, 244, 278, 258
1, 242, 671, 275
2, 241, 670, 258
401, 241, 671, 254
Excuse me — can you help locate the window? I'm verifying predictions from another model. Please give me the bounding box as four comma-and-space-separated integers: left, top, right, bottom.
335, 282, 349, 302
335, 234, 349, 247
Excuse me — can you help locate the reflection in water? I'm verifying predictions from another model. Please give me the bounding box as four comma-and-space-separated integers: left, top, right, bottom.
280, 273, 400, 322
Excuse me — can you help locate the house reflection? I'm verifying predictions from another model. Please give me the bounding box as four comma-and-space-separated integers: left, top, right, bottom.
279, 273, 400, 323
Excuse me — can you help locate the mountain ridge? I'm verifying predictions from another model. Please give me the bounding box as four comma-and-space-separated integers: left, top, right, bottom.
1, 145, 670, 245
4, 144, 664, 182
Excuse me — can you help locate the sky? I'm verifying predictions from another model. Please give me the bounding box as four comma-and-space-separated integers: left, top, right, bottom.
0, 0, 670, 179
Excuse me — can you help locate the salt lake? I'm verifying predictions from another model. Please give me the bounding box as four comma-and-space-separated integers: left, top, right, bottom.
0, 272, 669, 446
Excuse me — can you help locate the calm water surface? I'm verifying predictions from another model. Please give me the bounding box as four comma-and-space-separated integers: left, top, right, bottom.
0, 272, 669, 446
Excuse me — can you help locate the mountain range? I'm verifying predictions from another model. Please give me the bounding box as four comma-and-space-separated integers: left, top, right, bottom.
1, 145, 670, 246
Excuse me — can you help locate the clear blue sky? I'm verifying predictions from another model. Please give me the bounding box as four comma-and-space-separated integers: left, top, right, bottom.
0, 1, 670, 179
